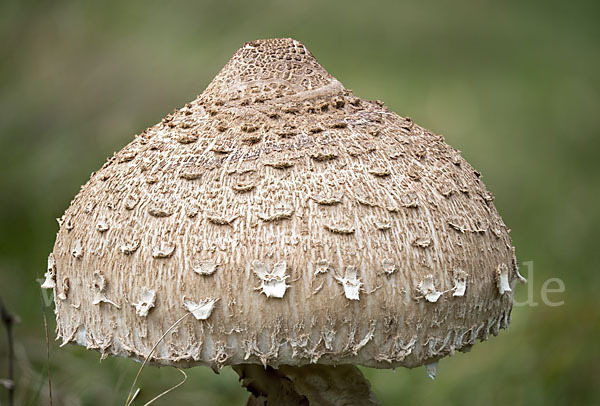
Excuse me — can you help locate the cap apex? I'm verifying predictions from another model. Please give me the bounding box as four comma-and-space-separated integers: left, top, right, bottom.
203, 37, 338, 101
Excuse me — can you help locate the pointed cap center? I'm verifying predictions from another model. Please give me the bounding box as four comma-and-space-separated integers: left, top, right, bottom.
203, 38, 343, 102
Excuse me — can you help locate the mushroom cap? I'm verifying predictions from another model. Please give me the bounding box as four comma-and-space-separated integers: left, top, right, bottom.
49, 38, 519, 370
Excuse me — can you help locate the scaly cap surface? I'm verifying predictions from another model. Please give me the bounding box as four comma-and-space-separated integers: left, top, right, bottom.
45, 38, 521, 370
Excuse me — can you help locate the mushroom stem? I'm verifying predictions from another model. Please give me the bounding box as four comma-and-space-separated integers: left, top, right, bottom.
233, 363, 379, 405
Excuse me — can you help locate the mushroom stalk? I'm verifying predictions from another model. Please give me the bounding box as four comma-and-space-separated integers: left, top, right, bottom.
233, 364, 379, 405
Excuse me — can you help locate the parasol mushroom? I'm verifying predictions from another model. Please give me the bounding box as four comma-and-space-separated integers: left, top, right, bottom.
43, 38, 523, 405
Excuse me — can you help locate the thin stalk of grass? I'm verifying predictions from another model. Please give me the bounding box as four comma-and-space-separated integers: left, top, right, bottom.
0, 297, 16, 406
142, 368, 187, 406
39, 290, 53, 406
125, 312, 192, 406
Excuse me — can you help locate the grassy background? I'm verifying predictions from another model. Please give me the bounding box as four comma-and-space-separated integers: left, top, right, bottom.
1, 0, 598, 404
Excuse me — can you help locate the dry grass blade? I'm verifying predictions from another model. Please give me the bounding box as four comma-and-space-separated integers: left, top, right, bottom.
128, 388, 141, 404
141, 368, 187, 406
125, 312, 192, 406
39, 290, 53, 406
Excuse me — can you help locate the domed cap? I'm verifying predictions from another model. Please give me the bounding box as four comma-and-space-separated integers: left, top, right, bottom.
44, 38, 522, 371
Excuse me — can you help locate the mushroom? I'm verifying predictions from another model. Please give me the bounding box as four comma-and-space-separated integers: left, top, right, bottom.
44, 38, 523, 404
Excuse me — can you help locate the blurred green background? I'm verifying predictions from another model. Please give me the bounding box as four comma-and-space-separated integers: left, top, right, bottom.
1, 0, 598, 404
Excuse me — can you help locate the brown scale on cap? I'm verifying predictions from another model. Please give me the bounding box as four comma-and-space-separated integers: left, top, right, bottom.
45, 38, 523, 404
